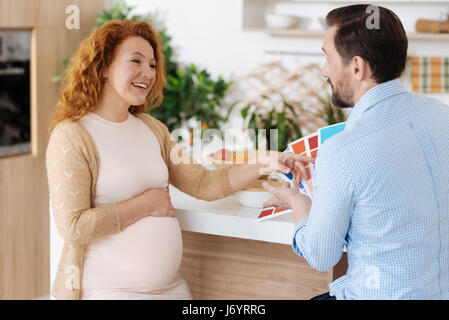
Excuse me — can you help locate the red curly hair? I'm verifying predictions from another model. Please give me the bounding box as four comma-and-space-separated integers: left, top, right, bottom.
49, 19, 166, 133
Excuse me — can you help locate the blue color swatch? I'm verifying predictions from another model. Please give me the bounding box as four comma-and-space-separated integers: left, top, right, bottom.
320, 122, 346, 144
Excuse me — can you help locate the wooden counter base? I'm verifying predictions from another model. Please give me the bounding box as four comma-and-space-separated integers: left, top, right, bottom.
180, 231, 346, 300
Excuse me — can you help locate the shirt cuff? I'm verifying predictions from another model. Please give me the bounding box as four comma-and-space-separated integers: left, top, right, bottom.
291, 217, 309, 257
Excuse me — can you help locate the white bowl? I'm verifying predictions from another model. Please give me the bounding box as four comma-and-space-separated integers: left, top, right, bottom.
235, 178, 284, 208
235, 190, 274, 208
265, 13, 301, 29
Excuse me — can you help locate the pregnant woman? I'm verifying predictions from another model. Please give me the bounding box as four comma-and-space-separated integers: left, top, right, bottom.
46, 20, 311, 300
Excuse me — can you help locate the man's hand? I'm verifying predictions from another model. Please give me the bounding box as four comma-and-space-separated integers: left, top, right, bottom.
262, 181, 312, 224
263, 182, 294, 209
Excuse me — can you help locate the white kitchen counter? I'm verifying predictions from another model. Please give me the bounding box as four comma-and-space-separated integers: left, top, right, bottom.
169, 185, 296, 245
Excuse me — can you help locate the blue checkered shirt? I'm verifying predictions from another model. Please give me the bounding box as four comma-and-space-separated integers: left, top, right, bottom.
292, 79, 449, 299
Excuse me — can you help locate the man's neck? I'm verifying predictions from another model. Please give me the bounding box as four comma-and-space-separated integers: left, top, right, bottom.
352, 81, 378, 106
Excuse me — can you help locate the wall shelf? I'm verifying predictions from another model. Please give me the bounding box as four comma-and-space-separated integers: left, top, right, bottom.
247, 0, 449, 4
243, 0, 449, 43
245, 28, 449, 41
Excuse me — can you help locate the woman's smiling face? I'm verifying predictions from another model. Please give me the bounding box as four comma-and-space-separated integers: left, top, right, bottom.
103, 36, 156, 107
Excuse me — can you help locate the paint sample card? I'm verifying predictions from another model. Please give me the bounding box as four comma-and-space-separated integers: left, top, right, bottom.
278, 146, 309, 195
257, 207, 293, 221
258, 207, 275, 219
298, 180, 309, 195
319, 122, 346, 145
270, 122, 346, 219
308, 134, 319, 150
288, 133, 318, 196
258, 123, 346, 222
290, 138, 306, 155
287, 122, 346, 199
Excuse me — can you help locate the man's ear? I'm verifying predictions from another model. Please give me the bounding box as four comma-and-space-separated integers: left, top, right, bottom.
351, 56, 369, 81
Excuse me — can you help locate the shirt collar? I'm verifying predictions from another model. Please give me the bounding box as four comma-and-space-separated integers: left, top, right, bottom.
345, 79, 406, 130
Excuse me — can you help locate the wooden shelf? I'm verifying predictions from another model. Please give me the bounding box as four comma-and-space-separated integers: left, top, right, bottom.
248, 0, 449, 3
246, 28, 325, 38
407, 32, 449, 41
245, 28, 449, 41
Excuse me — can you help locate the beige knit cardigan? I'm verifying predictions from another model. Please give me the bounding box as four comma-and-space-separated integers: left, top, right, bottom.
46, 113, 234, 300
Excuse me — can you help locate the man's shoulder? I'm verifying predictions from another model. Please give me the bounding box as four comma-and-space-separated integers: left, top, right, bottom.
317, 122, 377, 163
319, 128, 353, 154
313, 131, 352, 170
400, 91, 449, 117
408, 90, 447, 104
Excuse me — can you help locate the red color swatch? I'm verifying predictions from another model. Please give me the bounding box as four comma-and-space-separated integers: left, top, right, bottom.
258, 207, 275, 219
308, 135, 318, 149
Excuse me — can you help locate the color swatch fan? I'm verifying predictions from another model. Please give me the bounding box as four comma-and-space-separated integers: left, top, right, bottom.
257, 207, 293, 222
257, 122, 346, 221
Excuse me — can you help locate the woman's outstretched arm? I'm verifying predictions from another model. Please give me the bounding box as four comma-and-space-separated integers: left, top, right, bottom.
227, 151, 314, 192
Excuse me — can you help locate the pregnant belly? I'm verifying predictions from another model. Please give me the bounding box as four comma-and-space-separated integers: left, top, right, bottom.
82, 216, 183, 291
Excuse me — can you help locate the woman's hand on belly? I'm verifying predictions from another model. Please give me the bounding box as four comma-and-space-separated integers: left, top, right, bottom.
117, 188, 176, 231
139, 188, 176, 217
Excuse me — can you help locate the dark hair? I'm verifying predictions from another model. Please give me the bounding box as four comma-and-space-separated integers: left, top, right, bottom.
326, 4, 408, 84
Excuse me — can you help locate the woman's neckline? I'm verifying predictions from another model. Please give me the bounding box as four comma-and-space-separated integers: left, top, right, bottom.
88, 111, 131, 125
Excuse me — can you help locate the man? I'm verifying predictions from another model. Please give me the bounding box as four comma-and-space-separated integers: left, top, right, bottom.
263, 4, 449, 299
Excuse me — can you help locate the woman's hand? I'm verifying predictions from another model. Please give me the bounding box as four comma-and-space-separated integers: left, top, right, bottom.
258, 151, 314, 183
117, 188, 176, 231
139, 188, 177, 217
227, 150, 314, 193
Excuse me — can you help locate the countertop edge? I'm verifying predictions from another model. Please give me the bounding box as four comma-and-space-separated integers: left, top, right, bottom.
176, 208, 295, 245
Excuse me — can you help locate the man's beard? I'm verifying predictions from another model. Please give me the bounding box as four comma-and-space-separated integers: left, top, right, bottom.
327, 78, 354, 109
